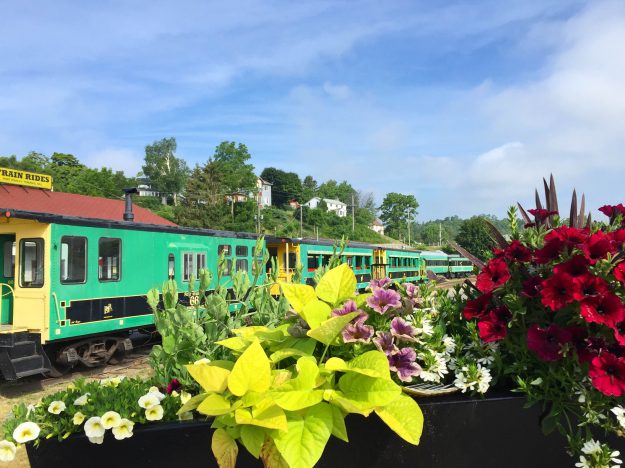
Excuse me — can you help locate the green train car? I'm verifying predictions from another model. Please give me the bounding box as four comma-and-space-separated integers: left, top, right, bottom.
447, 255, 474, 277
421, 251, 449, 275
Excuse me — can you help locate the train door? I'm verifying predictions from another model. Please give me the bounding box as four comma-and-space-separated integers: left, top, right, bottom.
0, 235, 15, 325
372, 249, 387, 280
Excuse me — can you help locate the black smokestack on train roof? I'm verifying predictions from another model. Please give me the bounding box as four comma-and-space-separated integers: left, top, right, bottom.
122, 187, 139, 222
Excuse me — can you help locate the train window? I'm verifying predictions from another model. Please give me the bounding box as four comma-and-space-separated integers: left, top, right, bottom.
236, 259, 248, 272
3, 241, 14, 278
183, 253, 194, 281
346, 257, 353, 267
218, 245, 231, 256
20, 238, 44, 288
321, 255, 331, 267
60, 236, 87, 284
354, 256, 361, 270
98, 238, 121, 282
221, 259, 231, 276
168, 254, 175, 279
307, 254, 319, 271
196, 253, 206, 278
235, 245, 248, 257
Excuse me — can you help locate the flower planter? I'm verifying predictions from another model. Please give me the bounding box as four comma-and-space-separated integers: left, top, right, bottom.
28, 392, 622, 468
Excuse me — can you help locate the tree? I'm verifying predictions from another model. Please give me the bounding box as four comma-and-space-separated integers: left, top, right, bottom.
302, 176, 319, 203
260, 167, 302, 206
21, 152, 49, 172
212, 141, 256, 193
142, 138, 189, 205
455, 217, 495, 261
420, 223, 449, 245
379, 192, 419, 240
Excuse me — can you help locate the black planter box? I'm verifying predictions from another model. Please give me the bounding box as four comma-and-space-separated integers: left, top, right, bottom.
27, 393, 624, 468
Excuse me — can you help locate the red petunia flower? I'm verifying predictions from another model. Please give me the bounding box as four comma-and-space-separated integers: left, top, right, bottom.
553, 255, 589, 278
534, 238, 564, 265
477, 306, 511, 343
599, 204, 625, 224
540, 272, 582, 311
476, 258, 511, 293
588, 352, 625, 396
463, 293, 493, 320
166, 378, 181, 394
528, 209, 558, 221
580, 293, 625, 327
613, 263, 625, 286
504, 240, 532, 262
492, 248, 505, 258
613, 319, 625, 347
575, 274, 609, 300
582, 231, 616, 264
521, 276, 543, 298
545, 226, 589, 248
566, 327, 592, 362
526, 323, 572, 361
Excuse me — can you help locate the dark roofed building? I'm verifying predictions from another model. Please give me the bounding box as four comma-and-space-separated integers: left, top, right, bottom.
0, 185, 177, 226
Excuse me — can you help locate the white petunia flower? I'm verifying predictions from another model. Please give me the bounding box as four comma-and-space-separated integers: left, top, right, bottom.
100, 376, 125, 387
112, 419, 134, 440
145, 405, 164, 421
612, 407, 625, 429
26, 404, 36, 416
581, 440, 603, 456
88, 436, 104, 445
84, 417, 105, 438
149, 389, 165, 402
180, 391, 191, 405
476, 366, 492, 394
575, 455, 591, 468
0, 440, 16, 462
74, 393, 90, 406
138, 394, 160, 409
101, 411, 122, 429
13, 421, 40, 444
48, 400, 66, 415
73, 412, 86, 425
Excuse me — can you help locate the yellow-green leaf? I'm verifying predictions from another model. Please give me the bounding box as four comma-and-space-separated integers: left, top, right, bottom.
280, 283, 317, 313
212, 428, 238, 468
315, 263, 356, 306
307, 312, 358, 346
211, 429, 239, 468
231, 326, 272, 338
186, 364, 231, 393
215, 336, 249, 352
176, 393, 208, 415
322, 389, 373, 416
272, 403, 334, 468
240, 425, 266, 459
198, 393, 232, 416
228, 340, 271, 397
338, 373, 401, 408
330, 405, 349, 442
235, 404, 287, 431
324, 357, 348, 372
260, 438, 289, 468
375, 394, 424, 445
346, 351, 392, 379
272, 369, 292, 387
270, 348, 308, 363
300, 300, 331, 329
273, 360, 324, 411
354, 293, 371, 309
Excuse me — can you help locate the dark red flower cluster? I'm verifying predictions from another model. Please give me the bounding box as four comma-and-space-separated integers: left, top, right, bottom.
462, 207, 625, 396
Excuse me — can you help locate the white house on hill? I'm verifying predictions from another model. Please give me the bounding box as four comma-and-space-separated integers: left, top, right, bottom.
370, 219, 385, 235
256, 177, 272, 208
304, 197, 348, 217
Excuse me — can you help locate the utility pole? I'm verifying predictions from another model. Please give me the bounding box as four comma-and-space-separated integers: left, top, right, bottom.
439, 223, 442, 246
351, 194, 355, 233
257, 190, 262, 234
407, 210, 411, 246
299, 203, 303, 238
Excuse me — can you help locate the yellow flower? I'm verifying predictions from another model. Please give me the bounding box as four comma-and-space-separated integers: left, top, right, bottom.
13, 422, 40, 444
180, 391, 192, 404
0, 440, 16, 462
84, 417, 105, 438
112, 419, 134, 440
149, 386, 159, 394
101, 411, 122, 429
171, 390, 179, 398
47, 400, 66, 415
88, 436, 104, 444
145, 405, 164, 421
73, 412, 86, 425
67, 383, 76, 390
73, 393, 90, 406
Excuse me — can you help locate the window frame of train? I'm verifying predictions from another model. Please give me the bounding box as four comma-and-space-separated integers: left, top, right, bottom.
168, 253, 175, 279
182, 252, 194, 282
218, 244, 232, 276
196, 253, 207, 279
60, 235, 88, 285
98, 237, 121, 282
3, 240, 15, 278
235, 245, 249, 273
19, 238, 45, 288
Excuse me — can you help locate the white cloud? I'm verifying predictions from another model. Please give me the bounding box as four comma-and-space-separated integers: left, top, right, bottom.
83, 148, 144, 176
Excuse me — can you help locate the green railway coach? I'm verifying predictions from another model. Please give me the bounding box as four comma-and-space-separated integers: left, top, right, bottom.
447, 255, 473, 277
420, 251, 449, 276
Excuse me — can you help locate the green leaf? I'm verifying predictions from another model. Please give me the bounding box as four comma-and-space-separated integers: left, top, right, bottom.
279, 283, 317, 313
354, 293, 371, 309
272, 403, 334, 468
260, 438, 289, 468
270, 348, 308, 364
198, 393, 232, 416
212, 428, 238, 468
240, 425, 265, 459
235, 404, 287, 431
375, 394, 423, 445
228, 340, 271, 397
315, 263, 356, 306
300, 300, 331, 329
216, 336, 249, 352
330, 405, 349, 442
324, 353, 390, 379
186, 363, 231, 393
338, 373, 401, 408
162, 335, 175, 354
322, 389, 374, 416
307, 312, 358, 346
176, 393, 208, 415
272, 358, 324, 411
147, 288, 160, 312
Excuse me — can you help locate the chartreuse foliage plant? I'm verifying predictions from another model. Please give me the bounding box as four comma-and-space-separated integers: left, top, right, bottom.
183, 264, 423, 468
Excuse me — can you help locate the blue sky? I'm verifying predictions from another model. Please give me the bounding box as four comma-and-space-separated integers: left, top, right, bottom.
1, 0, 624, 221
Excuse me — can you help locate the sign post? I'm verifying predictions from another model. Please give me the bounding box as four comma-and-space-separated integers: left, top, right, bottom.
0, 168, 53, 190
